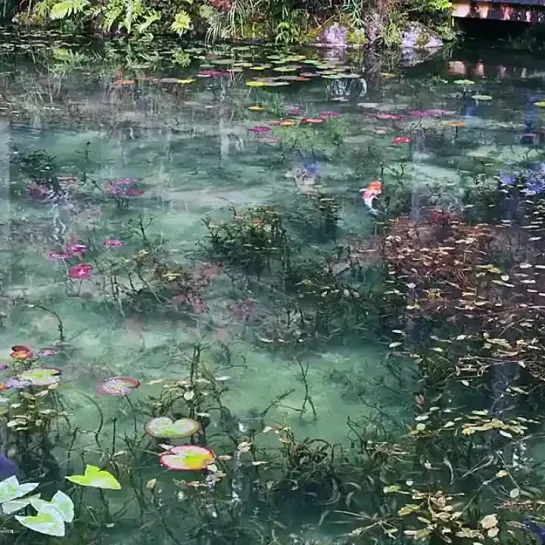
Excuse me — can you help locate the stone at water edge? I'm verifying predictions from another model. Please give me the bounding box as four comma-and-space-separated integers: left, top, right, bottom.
318, 23, 349, 48
401, 22, 443, 50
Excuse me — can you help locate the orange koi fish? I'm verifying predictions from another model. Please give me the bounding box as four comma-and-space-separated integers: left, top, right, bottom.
359, 181, 382, 216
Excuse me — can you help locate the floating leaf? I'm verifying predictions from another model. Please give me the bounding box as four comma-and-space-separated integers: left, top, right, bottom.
534, 101, 545, 107
0, 476, 39, 503
160, 445, 215, 470
97, 376, 140, 397
16, 506, 65, 537
454, 79, 475, 85
471, 94, 493, 101
246, 81, 266, 87
18, 368, 61, 387
398, 504, 420, 516
2, 494, 39, 514
30, 491, 74, 523
145, 417, 199, 439
480, 514, 498, 529
66, 465, 121, 490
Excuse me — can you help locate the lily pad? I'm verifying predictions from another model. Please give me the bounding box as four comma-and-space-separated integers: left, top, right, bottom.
0, 476, 39, 503
30, 491, 74, 523
273, 65, 299, 73
97, 376, 140, 397
471, 94, 493, 101
18, 368, 61, 387
66, 465, 121, 490
535, 101, 545, 108
145, 417, 200, 439
2, 494, 39, 515
16, 506, 65, 537
454, 79, 475, 85
160, 445, 215, 470
246, 81, 266, 87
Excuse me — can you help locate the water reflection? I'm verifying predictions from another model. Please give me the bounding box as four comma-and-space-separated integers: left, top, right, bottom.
1, 40, 545, 543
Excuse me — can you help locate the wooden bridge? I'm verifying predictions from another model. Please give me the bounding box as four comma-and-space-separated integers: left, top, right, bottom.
453, 0, 545, 22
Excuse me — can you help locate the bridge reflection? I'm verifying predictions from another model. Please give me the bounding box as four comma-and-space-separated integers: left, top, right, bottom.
448, 59, 545, 79
453, 0, 545, 22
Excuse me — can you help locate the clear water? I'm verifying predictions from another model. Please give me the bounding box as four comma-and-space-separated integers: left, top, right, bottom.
1, 38, 545, 543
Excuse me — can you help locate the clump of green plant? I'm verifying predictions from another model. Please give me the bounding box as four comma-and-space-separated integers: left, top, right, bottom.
12, 150, 63, 197
203, 206, 293, 279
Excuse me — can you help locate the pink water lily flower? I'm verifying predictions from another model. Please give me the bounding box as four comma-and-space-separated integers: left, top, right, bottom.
103, 239, 124, 248
391, 136, 412, 144
69, 263, 93, 280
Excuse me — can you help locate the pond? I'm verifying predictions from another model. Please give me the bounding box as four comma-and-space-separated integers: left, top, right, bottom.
1, 35, 545, 544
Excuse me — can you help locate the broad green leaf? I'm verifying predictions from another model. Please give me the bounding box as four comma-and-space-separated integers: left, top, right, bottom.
31, 491, 74, 523
0, 476, 39, 503
66, 465, 121, 490
2, 494, 39, 514
16, 506, 65, 537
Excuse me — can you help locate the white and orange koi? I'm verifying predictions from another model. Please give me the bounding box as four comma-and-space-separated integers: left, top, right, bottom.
359, 181, 382, 215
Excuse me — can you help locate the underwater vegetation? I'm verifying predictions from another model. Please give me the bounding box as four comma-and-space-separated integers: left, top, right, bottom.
3, 42, 545, 545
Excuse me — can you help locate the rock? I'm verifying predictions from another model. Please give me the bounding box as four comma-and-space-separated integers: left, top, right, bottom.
401, 22, 443, 50
318, 23, 348, 48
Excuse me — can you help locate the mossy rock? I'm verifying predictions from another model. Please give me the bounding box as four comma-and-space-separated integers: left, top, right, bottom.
303, 18, 366, 46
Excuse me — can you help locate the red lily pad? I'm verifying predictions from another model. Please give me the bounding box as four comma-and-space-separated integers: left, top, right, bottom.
97, 376, 140, 397
159, 445, 215, 470
10, 346, 33, 360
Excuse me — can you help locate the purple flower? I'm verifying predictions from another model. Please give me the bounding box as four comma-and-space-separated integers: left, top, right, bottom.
499, 172, 516, 186
0, 455, 18, 480
523, 519, 545, 545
